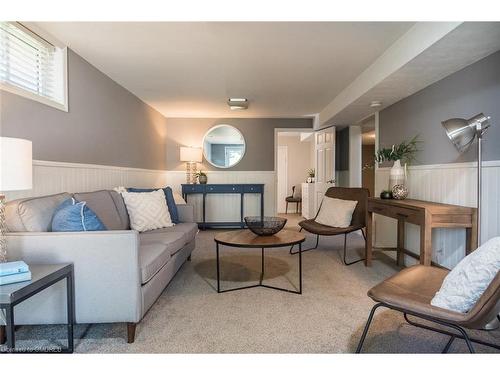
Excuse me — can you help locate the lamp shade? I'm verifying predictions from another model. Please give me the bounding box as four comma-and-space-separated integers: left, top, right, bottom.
442, 113, 490, 153
180, 146, 202, 163
0, 137, 33, 191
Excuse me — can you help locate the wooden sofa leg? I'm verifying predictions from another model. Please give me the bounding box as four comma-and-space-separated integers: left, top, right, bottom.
127, 323, 137, 343
0, 325, 5, 345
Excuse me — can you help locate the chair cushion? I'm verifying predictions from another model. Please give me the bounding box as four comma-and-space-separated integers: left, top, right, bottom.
121, 189, 173, 232
52, 198, 107, 232
139, 242, 171, 284
299, 219, 362, 235
431, 236, 500, 313
140, 231, 186, 256
368, 265, 466, 323
73, 190, 129, 230
315, 196, 357, 228
5, 192, 71, 232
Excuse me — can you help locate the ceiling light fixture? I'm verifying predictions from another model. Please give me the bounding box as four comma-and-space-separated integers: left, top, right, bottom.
228, 98, 249, 110
370, 101, 382, 108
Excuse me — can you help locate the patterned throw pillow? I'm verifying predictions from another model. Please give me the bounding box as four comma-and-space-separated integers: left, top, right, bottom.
121, 189, 173, 232
127, 186, 180, 224
315, 196, 358, 228
52, 198, 107, 232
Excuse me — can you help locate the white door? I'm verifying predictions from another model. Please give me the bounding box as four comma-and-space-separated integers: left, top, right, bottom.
314, 127, 335, 211
277, 145, 288, 213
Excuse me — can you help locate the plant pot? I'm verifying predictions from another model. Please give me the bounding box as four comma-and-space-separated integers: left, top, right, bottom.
198, 175, 208, 184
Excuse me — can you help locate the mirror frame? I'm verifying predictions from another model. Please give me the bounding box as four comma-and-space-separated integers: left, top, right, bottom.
202, 124, 246, 169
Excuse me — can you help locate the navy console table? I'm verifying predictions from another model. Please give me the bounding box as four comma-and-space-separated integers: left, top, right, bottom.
181, 184, 264, 229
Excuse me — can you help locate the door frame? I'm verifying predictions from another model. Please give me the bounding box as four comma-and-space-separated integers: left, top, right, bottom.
274, 127, 315, 215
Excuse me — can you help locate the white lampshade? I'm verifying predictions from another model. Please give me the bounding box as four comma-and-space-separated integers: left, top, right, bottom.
0, 137, 33, 191
180, 146, 202, 163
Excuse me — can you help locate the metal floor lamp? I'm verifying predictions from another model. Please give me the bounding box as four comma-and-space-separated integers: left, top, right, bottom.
442, 113, 491, 246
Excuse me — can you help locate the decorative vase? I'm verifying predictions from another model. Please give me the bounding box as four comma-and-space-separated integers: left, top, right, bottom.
389, 159, 406, 191
392, 184, 409, 200
198, 175, 208, 184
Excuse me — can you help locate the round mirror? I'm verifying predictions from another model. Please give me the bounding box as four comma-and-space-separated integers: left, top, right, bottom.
203, 125, 246, 168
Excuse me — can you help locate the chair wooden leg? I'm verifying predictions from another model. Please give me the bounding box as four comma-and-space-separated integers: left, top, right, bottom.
127, 322, 137, 343
0, 325, 5, 345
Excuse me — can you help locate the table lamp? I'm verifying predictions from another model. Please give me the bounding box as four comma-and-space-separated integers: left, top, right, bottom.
0, 137, 33, 262
442, 113, 491, 246
180, 146, 202, 184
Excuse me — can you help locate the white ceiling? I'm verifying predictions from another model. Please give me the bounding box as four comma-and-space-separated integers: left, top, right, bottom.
35, 22, 414, 118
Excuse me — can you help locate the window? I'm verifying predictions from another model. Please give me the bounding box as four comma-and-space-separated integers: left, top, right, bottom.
0, 22, 67, 111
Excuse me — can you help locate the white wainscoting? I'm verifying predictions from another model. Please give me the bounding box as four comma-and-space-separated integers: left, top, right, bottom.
374, 160, 500, 269
4, 160, 168, 201
165, 170, 276, 223
3, 161, 277, 225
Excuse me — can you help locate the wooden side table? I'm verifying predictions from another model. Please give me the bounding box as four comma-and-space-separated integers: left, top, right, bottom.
0, 263, 74, 353
365, 198, 477, 267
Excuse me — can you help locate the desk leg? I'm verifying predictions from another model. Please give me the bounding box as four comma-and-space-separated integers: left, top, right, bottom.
241, 193, 244, 228
397, 219, 405, 266
5, 305, 15, 349
365, 210, 373, 267
420, 213, 432, 266
261, 192, 264, 219
466, 210, 478, 254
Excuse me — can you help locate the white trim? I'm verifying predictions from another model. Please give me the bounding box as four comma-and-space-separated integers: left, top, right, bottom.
377, 160, 500, 171
165, 170, 276, 175
32, 159, 166, 173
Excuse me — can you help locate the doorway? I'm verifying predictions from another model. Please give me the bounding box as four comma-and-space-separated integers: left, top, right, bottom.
275, 129, 314, 219
361, 116, 376, 197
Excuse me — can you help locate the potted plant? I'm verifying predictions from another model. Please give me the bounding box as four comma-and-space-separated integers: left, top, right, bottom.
196, 171, 208, 184
307, 168, 315, 183
375, 135, 420, 191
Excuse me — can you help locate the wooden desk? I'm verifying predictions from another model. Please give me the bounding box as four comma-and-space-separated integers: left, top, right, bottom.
365, 198, 477, 267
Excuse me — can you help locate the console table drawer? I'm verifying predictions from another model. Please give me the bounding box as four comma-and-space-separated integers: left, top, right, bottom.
243, 185, 263, 193
183, 185, 205, 193
205, 184, 242, 193
369, 201, 422, 224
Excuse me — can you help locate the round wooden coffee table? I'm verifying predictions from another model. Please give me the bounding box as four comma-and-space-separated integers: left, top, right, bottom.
213, 229, 306, 294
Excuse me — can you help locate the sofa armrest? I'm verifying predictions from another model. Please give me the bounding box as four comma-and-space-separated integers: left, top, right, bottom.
177, 204, 195, 223
3, 230, 142, 325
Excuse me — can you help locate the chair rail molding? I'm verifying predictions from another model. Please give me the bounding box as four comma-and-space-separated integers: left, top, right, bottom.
374, 160, 500, 268
4, 160, 168, 201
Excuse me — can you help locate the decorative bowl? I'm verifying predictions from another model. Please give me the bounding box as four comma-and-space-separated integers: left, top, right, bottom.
244, 216, 287, 236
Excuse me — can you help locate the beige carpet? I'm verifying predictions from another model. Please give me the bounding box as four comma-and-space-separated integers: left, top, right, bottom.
3, 219, 499, 353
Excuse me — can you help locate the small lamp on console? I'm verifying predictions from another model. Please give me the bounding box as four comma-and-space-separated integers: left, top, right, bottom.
180, 146, 202, 184
0, 137, 33, 262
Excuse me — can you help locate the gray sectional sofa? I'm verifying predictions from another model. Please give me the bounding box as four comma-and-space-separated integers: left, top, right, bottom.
1, 189, 197, 343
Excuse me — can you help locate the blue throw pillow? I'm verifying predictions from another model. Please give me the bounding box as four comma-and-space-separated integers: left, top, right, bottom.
127, 187, 179, 224
52, 198, 107, 232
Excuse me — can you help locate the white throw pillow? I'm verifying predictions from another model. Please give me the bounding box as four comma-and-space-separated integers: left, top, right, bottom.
121, 189, 173, 232
431, 236, 500, 313
315, 196, 358, 228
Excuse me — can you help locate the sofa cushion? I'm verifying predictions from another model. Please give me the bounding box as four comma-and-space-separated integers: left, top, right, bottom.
140, 231, 186, 256
142, 223, 198, 243
73, 190, 130, 230
139, 242, 171, 284
5, 192, 71, 232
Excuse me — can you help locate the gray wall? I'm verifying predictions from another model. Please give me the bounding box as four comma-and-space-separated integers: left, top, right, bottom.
379, 50, 500, 165
0, 49, 168, 170
166, 118, 313, 171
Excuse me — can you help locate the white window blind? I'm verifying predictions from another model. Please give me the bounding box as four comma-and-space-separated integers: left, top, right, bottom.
0, 22, 67, 110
